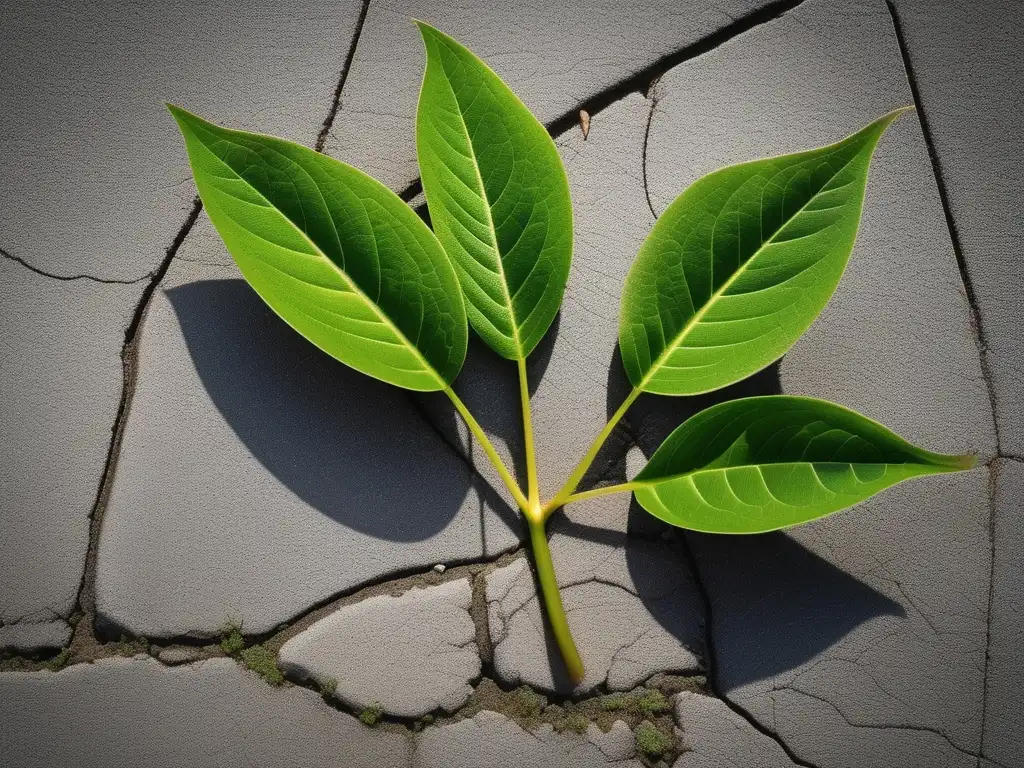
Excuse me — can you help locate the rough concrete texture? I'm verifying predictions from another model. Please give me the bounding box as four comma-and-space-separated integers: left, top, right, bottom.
673, 692, 800, 767
326, 0, 772, 191
414, 710, 642, 768
279, 579, 479, 718
0, 258, 137, 630
488, 495, 704, 695
0, 656, 411, 768
889, 0, 1024, 458
0, 1, 365, 280
94, 219, 519, 638
642, 1, 996, 765
0, 620, 71, 653
2, 0, 1021, 764
984, 459, 1024, 767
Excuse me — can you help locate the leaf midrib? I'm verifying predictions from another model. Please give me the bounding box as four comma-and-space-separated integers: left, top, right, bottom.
637, 148, 862, 392
636, 459, 935, 490
201, 128, 446, 388
434, 38, 523, 359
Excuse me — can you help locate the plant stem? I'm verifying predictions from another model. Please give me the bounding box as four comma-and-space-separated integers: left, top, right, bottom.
542, 386, 641, 520
517, 357, 540, 509
443, 386, 529, 510
560, 481, 641, 506
528, 516, 585, 683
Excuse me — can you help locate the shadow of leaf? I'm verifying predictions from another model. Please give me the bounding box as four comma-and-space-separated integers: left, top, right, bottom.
166, 278, 477, 542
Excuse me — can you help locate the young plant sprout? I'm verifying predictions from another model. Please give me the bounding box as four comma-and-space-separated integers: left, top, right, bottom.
170, 22, 974, 683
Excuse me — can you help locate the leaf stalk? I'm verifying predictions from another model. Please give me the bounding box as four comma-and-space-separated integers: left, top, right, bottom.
444, 386, 529, 510
542, 386, 641, 520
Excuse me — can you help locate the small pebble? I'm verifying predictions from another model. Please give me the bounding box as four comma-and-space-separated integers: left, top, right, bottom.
433, 563, 446, 573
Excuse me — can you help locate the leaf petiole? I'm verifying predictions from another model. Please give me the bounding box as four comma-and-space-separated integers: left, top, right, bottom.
541, 386, 642, 520
557, 481, 641, 507
444, 386, 529, 511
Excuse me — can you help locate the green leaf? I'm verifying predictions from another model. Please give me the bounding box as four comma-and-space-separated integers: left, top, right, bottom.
633, 395, 974, 533
619, 108, 910, 395
414, 22, 573, 360
168, 105, 467, 392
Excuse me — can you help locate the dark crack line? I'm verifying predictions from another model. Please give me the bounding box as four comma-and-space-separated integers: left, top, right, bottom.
678, 532, 822, 768
0, 246, 150, 285
886, 6, 1003, 767
69, 198, 204, 651
394, 0, 808, 208
315, 0, 371, 153
543, 0, 808, 138
886, 1, 1002, 449
640, 89, 660, 220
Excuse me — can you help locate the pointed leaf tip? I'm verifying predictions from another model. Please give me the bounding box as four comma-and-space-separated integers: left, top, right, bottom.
634, 396, 978, 533
415, 26, 572, 360
619, 109, 910, 396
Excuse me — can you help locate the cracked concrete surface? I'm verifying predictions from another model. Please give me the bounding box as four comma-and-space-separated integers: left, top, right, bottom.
0, 656, 412, 768
93, 221, 520, 637
486, 496, 704, 695
1, 0, 1021, 765
0, 0, 366, 281
673, 691, 801, 767
0, 258, 136, 636
279, 579, 480, 718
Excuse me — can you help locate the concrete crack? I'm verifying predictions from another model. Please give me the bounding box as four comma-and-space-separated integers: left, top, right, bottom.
68, 198, 204, 657
885, 7, 1004, 767
0, 246, 151, 285
640, 89, 660, 220
315, 0, 371, 153
678, 531, 823, 768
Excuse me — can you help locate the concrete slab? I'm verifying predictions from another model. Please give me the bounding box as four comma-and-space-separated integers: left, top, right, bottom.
487, 496, 704, 695
0, 655, 411, 768
0, 258, 136, 634
325, 0, 776, 192
0, 0, 365, 280
0, 620, 72, 653
673, 692, 800, 768
888, 0, 1024, 458
643, 0, 995, 765
279, 579, 479, 718
983, 459, 1024, 767
94, 217, 519, 638
415, 709, 643, 768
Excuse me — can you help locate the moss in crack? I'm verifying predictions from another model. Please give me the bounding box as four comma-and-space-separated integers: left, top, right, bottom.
359, 704, 384, 727
239, 645, 284, 686
317, 676, 338, 696
43, 647, 72, 671
602, 689, 670, 717
421, 675, 699, 762
219, 622, 245, 656
634, 720, 675, 760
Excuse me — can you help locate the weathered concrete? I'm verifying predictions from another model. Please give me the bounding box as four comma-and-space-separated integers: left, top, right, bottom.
94, 217, 519, 638
0, 620, 71, 653
641, 1, 995, 765
326, 0, 775, 192
889, 0, 1024, 458
983, 459, 1024, 767
488, 495, 704, 695
0, 0, 365, 280
279, 579, 479, 718
415, 709, 643, 768
0, 259, 136, 634
673, 692, 800, 767
0, 656, 411, 768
